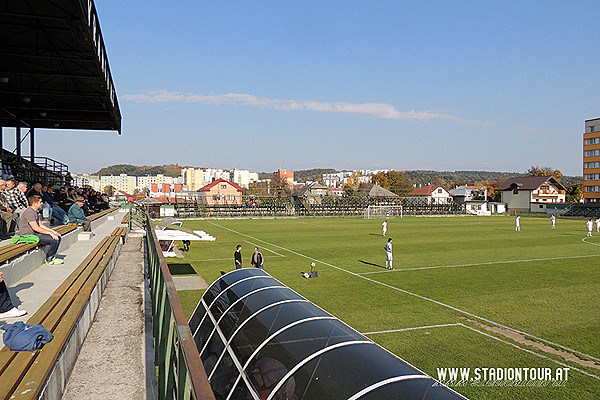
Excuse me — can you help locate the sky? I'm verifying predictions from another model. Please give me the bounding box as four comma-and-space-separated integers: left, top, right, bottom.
16, 2, 600, 175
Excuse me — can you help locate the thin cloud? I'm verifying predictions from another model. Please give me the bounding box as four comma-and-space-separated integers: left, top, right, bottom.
123, 90, 494, 126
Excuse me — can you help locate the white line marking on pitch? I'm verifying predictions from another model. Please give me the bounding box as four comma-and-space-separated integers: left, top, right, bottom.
582, 237, 600, 247
457, 323, 600, 380
363, 323, 461, 335
243, 240, 286, 257
364, 322, 600, 380
358, 254, 600, 275
208, 221, 600, 368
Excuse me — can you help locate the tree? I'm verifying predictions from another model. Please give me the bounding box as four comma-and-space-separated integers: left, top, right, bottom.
372, 170, 413, 195
566, 184, 583, 203
103, 185, 115, 197
269, 176, 292, 200
527, 166, 562, 181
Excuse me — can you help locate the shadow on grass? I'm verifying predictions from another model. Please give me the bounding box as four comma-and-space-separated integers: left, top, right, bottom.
168, 263, 197, 275
368, 233, 385, 236
358, 260, 385, 269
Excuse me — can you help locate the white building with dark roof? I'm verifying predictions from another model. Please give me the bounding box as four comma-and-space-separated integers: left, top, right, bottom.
496, 176, 567, 213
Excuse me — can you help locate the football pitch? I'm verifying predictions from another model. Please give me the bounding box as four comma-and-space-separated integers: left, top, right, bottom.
170, 215, 600, 400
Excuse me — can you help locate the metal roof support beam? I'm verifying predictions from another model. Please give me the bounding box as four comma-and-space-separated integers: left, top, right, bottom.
0, 110, 3, 151
30, 127, 35, 163
16, 122, 21, 157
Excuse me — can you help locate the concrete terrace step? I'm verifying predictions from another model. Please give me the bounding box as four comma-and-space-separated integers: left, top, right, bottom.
0, 208, 129, 350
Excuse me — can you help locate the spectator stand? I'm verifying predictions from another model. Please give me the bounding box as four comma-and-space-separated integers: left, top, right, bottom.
0, 207, 121, 289
0, 228, 125, 400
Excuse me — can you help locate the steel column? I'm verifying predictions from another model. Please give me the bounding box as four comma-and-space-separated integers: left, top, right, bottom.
30, 127, 35, 163
15, 121, 21, 157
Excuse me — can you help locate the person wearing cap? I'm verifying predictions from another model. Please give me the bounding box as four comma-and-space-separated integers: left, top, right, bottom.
68, 197, 91, 231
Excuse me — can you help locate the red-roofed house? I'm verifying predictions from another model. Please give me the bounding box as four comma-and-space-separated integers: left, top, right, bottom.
197, 179, 243, 205
406, 185, 452, 204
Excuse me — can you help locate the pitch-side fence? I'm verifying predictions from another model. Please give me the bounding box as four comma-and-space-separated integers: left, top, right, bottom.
129, 202, 216, 400
171, 197, 466, 218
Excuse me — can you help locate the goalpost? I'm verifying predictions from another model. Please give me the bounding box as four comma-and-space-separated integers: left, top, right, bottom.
363, 204, 403, 219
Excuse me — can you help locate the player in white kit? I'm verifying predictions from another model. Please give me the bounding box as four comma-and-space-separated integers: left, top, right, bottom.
384, 238, 393, 270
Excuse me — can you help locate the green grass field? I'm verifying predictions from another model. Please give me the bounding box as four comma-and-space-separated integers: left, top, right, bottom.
169, 215, 600, 400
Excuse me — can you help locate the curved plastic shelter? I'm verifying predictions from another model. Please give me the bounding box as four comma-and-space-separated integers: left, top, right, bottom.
190, 269, 468, 400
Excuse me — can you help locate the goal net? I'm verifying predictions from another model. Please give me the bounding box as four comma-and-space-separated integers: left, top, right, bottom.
364, 205, 403, 219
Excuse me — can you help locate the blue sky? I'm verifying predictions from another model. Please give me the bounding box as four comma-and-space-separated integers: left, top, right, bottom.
23, 2, 600, 175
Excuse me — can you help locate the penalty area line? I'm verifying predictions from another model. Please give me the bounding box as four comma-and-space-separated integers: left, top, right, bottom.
207, 220, 600, 368
358, 254, 600, 275
244, 240, 286, 257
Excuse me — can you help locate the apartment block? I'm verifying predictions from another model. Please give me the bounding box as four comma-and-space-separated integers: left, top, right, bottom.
100, 174, 136, 194
583, 118, 600, 203
182, 167, 205, 191
231, 168, 259, 188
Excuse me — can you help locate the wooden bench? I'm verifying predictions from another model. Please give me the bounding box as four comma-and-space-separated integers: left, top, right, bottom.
0, 234, 123, 400
110, 227, 127, 244
87, 207, 119, 222
121, 211, 130, 224
111, 226, 127, 237
0, 208, 118, 266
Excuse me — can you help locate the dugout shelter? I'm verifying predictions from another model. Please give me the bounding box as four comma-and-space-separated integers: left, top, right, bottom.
189, 268, 468, 400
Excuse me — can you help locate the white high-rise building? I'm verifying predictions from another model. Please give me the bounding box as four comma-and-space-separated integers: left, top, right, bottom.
71, 173, 101, 191
231, 169, 259, 188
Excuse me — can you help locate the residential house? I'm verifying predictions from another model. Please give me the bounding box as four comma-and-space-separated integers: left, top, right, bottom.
293, 182, 329, 204
197, 178, 243, 205
406, 185, 452, 204
496, 176, 566, 213
448, 185, 484, 204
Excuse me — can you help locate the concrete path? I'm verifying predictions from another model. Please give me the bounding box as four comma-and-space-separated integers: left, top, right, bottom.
61, 234, 153, 400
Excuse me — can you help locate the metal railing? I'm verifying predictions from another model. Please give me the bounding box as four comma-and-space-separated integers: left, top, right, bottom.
130, 203, 215, 400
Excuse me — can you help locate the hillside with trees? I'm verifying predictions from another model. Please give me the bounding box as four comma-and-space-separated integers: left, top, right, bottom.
95, 164, 182, 177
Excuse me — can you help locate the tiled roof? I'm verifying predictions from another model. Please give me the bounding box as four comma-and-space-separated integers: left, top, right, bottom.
197, 178, 243, 192
357, 184, 399, 198
293, 182, 329, 196
496, 176, 566, 191
406, 185, 438, 196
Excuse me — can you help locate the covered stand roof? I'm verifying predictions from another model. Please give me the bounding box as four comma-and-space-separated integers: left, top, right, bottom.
189, 269, 468, 400
0, 0, 121, 132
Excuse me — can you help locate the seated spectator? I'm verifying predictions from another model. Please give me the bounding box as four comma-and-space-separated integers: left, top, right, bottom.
18, 195, 63, 265
55, 187, 71, 212
25, 182, 42, 199
4, 178, 28, 213
18, 182, 28, 194
4, 178, 28, 229
40, 184, 68, 225
0, 271, 27, 319
0, 179, 15, 238
68, 197, 91, 232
